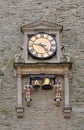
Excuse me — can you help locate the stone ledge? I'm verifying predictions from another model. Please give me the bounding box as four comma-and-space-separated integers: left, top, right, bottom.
13, 62, 72, 69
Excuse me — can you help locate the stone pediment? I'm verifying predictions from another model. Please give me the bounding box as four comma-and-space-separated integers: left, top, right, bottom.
21, 20, 63, 33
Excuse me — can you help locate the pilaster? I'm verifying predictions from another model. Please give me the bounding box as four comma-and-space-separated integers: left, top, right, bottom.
56, 31, 61, 62
63, 71, 72, 118
23, 32, 28, 63
16, 71, 24, 118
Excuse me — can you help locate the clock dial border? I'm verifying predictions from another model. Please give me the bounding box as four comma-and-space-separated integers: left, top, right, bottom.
28, 33, 57, 59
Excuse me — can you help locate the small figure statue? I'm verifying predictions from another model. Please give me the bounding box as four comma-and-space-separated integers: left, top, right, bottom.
24, 82, 32, 106
54, 81, 62, 105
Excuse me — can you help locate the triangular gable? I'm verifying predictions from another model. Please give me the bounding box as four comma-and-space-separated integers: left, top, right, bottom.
21, 20, 63, 33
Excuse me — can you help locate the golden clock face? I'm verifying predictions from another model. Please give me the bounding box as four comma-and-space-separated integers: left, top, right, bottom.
28, 33, 56, 59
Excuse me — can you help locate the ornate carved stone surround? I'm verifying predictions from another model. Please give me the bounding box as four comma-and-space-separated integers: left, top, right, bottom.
13, 20, 72, 118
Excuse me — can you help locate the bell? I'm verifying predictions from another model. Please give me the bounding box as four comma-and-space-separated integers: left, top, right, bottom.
41, 77, 53, 90
33, 80, 40, 88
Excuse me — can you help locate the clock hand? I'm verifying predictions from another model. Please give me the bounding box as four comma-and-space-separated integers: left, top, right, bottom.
34, 43, 45, 46
34, 42, 46, 46
34, 43, 40, 45
39, 43, 48, 51
40, 45, 48, 51
34, 43, 48, 51
43, 47, 48, 51
40, 43, 46, 46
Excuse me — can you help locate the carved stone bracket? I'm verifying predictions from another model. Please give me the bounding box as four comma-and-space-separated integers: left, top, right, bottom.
16, 106, 24, 118
63, 106, 72, 118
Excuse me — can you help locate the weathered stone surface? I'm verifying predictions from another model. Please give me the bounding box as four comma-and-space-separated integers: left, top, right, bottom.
0, 0, 84, 130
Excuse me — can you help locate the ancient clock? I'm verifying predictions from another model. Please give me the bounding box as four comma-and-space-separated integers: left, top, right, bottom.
28, 33, 57, 59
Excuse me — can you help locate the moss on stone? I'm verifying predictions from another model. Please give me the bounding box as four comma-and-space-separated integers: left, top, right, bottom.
0, 49, 4, 52
0, 109, 9, 115
0, 122, 11, 126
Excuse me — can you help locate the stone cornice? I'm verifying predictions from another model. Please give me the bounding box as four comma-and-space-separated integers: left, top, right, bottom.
13, 62, 72, 68
13, 62, 72, 75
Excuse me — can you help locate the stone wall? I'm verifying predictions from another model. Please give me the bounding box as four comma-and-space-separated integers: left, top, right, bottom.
0, 0, 84, 130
